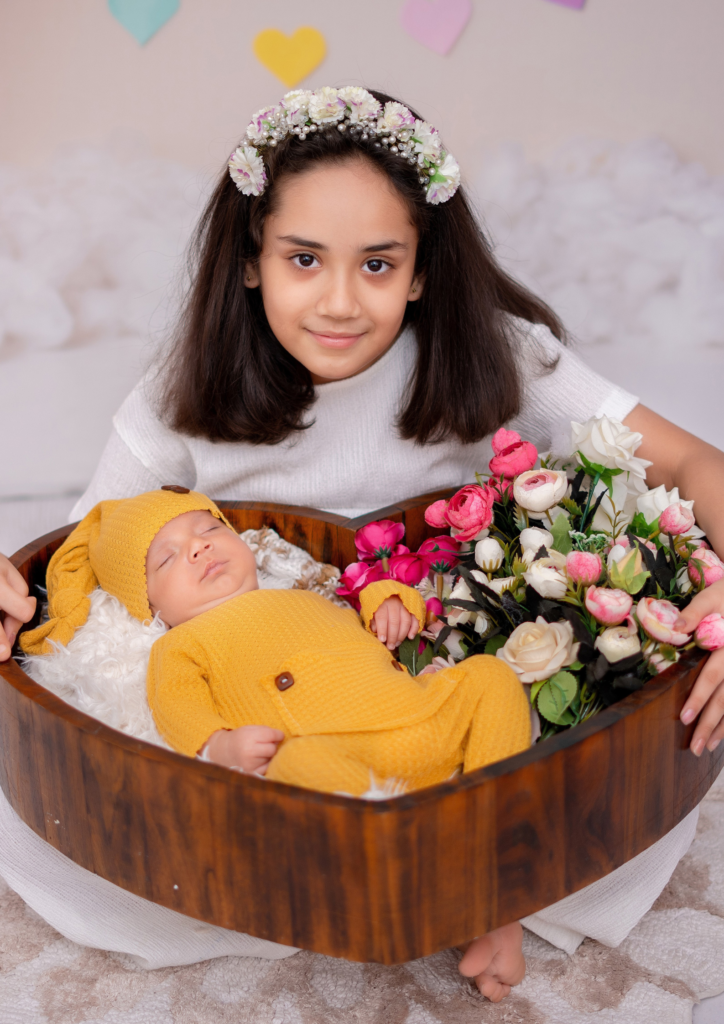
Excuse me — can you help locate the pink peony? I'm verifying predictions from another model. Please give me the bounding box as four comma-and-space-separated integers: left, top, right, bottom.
488, 476, 514, 501
585, 586, 633, 625
444, 485, 495, 542
688, 547, 724, 588
388, 552, 429, 587
488, 428, 538, 478
424, 500, 449, 529
513, 469, 568, 513
566, 551, 603, 586
418, 535, 460, 574
659, 503, 696, 536
695, 612, 724, 651
355, 520, 406, 562
336, 560, 386, 610
636, 597, 691, 645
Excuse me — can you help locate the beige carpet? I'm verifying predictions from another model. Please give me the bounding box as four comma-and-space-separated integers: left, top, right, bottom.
0, 771, 722, 1024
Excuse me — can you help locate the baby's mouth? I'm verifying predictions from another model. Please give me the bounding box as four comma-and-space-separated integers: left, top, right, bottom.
202, 559, 226, 580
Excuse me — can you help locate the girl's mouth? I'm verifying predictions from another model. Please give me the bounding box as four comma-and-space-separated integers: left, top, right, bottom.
307, 330, 364, 350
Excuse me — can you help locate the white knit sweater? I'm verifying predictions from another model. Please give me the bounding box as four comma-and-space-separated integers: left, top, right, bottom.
73, 320, 638, 521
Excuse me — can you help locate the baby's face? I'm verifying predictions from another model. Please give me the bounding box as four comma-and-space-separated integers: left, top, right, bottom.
146, 510, 258, 627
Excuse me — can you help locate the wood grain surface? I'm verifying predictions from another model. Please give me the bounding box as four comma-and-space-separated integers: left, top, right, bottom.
0, 497, 721, 964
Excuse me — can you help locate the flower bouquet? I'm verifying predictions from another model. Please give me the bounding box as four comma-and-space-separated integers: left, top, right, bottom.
337, 417, 724, 740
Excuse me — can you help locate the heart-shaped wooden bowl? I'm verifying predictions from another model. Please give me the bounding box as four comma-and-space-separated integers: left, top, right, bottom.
1, 494, 721, 964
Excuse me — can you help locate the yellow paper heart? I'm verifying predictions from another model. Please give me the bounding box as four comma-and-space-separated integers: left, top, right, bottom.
253, 27, 326, 88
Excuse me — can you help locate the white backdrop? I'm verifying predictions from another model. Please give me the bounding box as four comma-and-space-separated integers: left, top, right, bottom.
0, 0, 723, 511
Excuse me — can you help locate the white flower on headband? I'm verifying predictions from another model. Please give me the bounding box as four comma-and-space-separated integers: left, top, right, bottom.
246, 105, 281, 144
282, 89, 313, 126
338, 86, 381, 123
309, 87, 346, 123
228, 146, 267, 197
377, 101, 416, 132
412, 120, 442, 163
426, 153, 461, 205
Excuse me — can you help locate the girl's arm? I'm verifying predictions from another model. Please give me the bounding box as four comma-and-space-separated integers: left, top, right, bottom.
624, 404, 724, 754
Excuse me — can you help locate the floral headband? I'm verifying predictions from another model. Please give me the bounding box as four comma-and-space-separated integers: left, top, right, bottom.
228, 86, 461, 206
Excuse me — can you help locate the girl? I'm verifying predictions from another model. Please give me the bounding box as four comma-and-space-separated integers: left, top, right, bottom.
1, 87, 723, 988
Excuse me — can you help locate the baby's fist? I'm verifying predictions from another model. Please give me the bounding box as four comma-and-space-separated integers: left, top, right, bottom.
202, 725, 284, 774
371, 596, 420, 651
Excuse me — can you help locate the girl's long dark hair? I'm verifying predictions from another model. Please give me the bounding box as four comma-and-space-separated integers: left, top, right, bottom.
161, 91, 563, 446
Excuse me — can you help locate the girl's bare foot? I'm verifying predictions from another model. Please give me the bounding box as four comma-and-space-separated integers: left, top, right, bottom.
458, 921, 525, 1002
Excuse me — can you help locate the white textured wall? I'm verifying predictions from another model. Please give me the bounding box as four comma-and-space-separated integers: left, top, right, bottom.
1, 0, 723, 175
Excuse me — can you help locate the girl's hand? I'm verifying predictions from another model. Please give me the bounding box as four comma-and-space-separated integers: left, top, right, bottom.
458, 921, 526, 1002
202, 725, 284, 774
677, 578, 724, 755
0, 553, 37, 661
370, 596, 419, 651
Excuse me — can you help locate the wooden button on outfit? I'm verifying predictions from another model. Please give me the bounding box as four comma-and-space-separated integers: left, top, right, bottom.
275, 672, 295, 691
161, 484, 190, 494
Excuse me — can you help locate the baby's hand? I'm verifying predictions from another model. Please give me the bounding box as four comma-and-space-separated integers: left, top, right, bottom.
458, 921, 526, 1002
202, 725, 284, 774
371, 596, 420, 651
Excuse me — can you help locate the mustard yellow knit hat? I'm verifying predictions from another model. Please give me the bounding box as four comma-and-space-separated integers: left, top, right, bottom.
20, 489, 234, 656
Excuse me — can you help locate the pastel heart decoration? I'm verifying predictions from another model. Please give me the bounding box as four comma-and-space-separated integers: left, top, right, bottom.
107, 0, 180, 45
400, 0, 472, 57
253, 27, 327, 88
544, 0, 586, 8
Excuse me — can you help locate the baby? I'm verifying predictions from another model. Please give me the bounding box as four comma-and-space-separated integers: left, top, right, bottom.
21, 487, 529, 999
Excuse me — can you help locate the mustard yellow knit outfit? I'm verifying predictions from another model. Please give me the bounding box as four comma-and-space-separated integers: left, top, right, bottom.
21, 490, 531, 796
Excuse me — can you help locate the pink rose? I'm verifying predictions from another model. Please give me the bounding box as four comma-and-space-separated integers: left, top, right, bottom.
636, 596, 691, 645
336, 561, 386, 610
418, 535, 460, 574
388, 552, 429, 587
585, 586, 633, 625
659, 503, 696, 536
355, 520, 406, 562
688, 547, 724, 588
424, 500, 449, 529
695, 612, 724, 651
425, 596, 445, 619
513, 470, 568, 513
488, 429, 538, 478
444, 485, 495, 542
566, 551, 603, 586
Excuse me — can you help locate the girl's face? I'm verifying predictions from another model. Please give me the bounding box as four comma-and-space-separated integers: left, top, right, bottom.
246, 159, 423, 384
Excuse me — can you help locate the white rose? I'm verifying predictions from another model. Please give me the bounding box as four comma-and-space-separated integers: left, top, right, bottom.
590, 473, 637, 533
572, 416, 652, 495
513, 470, 568, 513
595, 626, 641, 663
520, 527, 554, 555
475, 537, 505, 572
496, 616, 579, 683
523, 558, 569, 599
636, 485, 705, 539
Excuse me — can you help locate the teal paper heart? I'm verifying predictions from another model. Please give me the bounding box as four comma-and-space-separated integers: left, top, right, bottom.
108, 0, 180, 45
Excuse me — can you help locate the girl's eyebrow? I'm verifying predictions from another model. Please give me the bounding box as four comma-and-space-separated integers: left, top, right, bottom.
277, 235, 408, 254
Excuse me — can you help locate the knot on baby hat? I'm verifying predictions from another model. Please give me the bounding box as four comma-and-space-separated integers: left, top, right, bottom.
20, 490, 233, 655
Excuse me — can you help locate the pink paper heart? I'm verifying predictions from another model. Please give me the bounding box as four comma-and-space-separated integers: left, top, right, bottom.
544, 0, 586, 8
400, 0, 472, 57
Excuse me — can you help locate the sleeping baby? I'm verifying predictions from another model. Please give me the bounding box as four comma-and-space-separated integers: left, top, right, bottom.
20, 486, 530, 998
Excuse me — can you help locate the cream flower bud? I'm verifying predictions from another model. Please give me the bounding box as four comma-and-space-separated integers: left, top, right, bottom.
595, 625, 641, 663
520, 527, 554, 555
523, 558, 569, 599
514, 470, 568, 513
475, 537, 505, 572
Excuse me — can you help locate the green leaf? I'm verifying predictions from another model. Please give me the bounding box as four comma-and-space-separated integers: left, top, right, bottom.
484, 635, 507, 656
569, 660, 584, 672
415, 643, 434, 674
549, 514, 573, 555
630, 511, 657, 539
530, 678, 547, 703
537, 670, 578, 724
576, 451, 624, 497
561, 496, 583, 517
396, 637, 417, 673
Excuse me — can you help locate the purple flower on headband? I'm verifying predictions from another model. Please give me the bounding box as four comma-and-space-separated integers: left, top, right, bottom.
246, 104, 281, 144
228, 146, 267, 197
282, 89, 313, 126
309, 87, 347, 123
338, 86, 381, 124
377, 101, 416, 132
426, 153, 461, 205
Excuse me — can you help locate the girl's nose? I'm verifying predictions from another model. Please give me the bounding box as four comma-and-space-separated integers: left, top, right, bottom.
316, 271, 361, 320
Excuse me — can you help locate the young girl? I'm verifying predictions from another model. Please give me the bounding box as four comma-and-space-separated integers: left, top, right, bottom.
1, 86, 723, 983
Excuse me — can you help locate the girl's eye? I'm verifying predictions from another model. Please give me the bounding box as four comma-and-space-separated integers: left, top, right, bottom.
363, 258, 390, 275
292, 253, 319, 269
